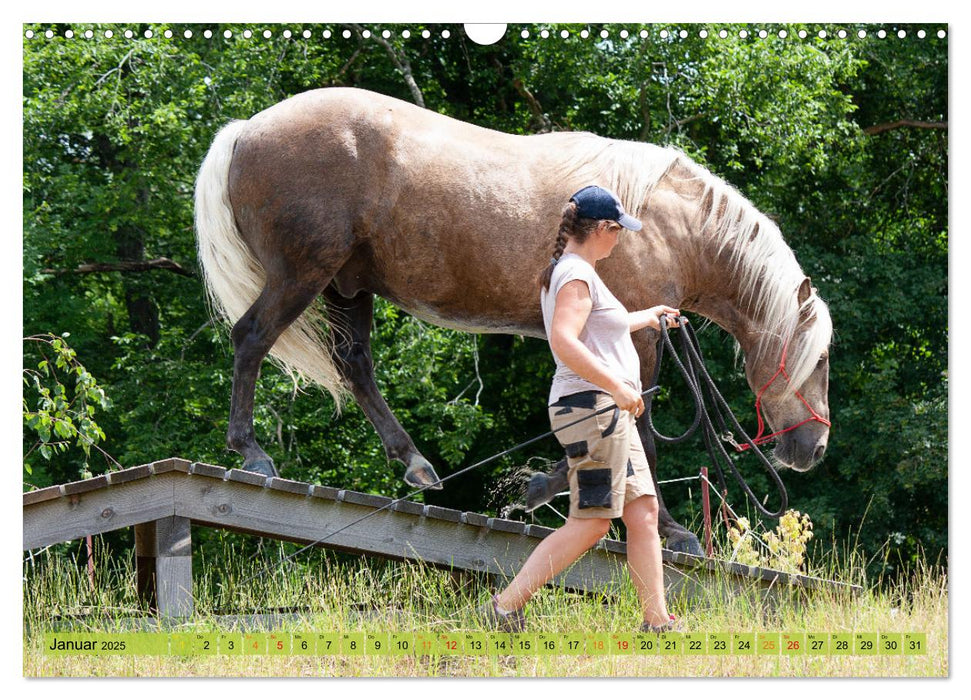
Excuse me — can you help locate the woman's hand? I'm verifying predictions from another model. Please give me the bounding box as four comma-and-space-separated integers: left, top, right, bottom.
630, 305, 681, 333
611, 383, 645, 418
651, 306, 681, 330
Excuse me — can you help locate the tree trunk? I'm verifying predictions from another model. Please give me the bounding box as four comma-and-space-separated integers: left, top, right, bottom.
114, 201, 161, 348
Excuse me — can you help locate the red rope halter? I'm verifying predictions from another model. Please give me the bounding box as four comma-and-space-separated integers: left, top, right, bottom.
735, 338, 831, 452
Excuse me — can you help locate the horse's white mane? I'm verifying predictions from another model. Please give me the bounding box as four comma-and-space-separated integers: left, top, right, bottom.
554, 133, 833, 393
552, 135, 675, 213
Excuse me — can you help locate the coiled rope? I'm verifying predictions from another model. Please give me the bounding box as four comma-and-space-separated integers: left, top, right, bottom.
648, 316, 790, 519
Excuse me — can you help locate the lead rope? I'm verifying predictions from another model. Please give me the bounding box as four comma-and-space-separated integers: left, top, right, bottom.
647, 316, 791, 519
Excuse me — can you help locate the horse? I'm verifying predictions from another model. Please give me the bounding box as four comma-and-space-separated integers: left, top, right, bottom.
194, 87, 832, 556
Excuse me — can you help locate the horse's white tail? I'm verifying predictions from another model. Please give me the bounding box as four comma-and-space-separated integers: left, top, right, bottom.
194, 120, 347, 408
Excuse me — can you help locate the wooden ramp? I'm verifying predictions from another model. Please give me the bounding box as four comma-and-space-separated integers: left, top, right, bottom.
23, 458, 859, 618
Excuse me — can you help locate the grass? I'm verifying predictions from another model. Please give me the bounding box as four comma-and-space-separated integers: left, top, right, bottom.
22, 535, 948, 678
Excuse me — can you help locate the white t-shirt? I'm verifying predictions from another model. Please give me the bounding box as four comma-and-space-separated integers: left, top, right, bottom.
540, 253, 643, 405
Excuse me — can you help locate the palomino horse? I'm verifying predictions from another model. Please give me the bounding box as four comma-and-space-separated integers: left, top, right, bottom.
195, 87, 832, 555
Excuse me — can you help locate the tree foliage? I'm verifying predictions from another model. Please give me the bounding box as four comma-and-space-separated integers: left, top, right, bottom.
22, 333, 112, 482
23, 23, 947, 574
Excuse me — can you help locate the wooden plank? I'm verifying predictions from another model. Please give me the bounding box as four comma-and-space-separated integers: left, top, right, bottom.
487, 517, 526, 535
134, 520, 158, 557
341, 491, 394, 509
424, 505, 463, 523
310, 485, 340, 500
152, 458, 191, 475
156, 514, 192, 557
190, 462, 228, 480
393, 500, 424, 516
266, 477, 312, 496
170, 480, 502, 570
105, 464, 154, 486
23, 473, 178, 550
227, 469, 270, 487
461, 512, 489, 527
661, 549, 853, 593
22, 485, 62, 507
61, 474, 108, 497
524, 524, 555, 539
783, 571, 845, 591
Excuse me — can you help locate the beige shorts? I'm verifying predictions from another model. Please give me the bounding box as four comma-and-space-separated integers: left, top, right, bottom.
548, 391, 656, 519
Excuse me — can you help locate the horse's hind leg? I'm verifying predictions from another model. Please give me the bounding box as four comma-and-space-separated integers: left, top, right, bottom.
631, 336, 704, 556
323, 287, 442, 489
227, 280, 326, 477
636, 413, 704, 557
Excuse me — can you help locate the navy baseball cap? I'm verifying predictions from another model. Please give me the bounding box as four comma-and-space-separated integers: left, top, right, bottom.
570, 185, 643, 232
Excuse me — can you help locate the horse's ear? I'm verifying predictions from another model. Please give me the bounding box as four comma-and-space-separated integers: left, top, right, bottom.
798, 277, 813, 305
798, 277, 814, 322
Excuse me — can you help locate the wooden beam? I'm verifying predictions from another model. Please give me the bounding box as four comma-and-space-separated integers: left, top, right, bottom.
23, 472, 178, 550
172, 475, 633, 592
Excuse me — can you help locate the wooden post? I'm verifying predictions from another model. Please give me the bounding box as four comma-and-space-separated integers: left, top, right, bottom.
85, 534, 95, 590
700, 467, 713, 558
134, 521, 157, 608
134, 516, 193, 618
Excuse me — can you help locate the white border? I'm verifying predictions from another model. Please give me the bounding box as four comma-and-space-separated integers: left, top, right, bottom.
7, 2, 962, 695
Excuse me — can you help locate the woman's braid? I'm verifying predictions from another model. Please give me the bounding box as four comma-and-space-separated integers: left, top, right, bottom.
539, 201, 596, 290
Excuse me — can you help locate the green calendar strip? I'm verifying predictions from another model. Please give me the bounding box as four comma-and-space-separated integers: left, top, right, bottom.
42, 631, 928, 656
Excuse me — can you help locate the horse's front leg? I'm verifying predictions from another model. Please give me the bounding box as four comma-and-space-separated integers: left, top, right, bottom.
324, 288, 442, 489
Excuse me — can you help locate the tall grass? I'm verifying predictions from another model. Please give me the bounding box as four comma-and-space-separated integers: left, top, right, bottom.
23, 538, 947, 678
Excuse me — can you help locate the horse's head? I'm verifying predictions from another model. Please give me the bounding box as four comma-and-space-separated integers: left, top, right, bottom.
743, 277, 832, 473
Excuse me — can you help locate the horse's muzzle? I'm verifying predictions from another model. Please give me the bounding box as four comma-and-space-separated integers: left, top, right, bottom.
775, 432, 828, 472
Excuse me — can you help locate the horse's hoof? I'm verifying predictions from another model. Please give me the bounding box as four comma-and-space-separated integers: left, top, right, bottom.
525, 462, 569, 512
404, 456, 443, 490
242, 458, 278, 478
665, 532, 705, 557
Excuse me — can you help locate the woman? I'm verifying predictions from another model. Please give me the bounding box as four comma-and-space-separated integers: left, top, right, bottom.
482, 185, 680, 633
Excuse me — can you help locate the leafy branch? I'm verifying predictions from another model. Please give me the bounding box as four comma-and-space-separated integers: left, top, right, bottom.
23, 334, 117, 477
